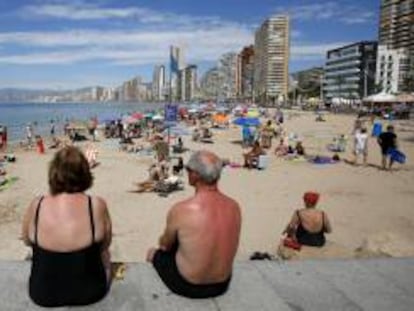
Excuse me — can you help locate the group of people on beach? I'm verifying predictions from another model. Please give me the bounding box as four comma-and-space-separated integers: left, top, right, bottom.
351, 116, 400, 170
12, 106, 406, 308
20, 145, 331, 307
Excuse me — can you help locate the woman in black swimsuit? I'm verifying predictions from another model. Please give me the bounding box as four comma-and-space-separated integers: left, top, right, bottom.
21, 146, 112, 307
283, 192, 332, 247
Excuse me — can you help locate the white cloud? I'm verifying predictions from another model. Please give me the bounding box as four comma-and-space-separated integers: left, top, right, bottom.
0, 25, 253, 65
274, 2, 375, 24
0, 1, 360, 88
0, 1, 257, 67
21, 2, 224, 28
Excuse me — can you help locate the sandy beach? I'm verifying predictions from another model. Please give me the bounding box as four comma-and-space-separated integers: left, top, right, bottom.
1, 110, 414, 262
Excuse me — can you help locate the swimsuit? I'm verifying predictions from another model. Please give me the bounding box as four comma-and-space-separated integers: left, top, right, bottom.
29, 196, 108, 307
152, 241, 231, 298
378, 132, 396, 155
295, 210, 326, 247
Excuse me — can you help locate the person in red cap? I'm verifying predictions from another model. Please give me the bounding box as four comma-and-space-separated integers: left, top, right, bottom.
283, 191, 332, 247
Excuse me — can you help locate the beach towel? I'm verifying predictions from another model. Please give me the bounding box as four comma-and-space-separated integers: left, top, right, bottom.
0, 176, 18, 192
228, 162, 243, 168
309, 156, 338, 165
388, 149, 406, 164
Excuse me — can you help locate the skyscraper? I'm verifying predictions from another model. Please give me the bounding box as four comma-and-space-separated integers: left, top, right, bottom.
239, 45, 255, 99
254, 15, 290, 104
200, 67, 223, 99
170, 46, 185, 101
218, 52, 239, 99
184, 65, 198, 101
377, 0, 414, 92
152, 65, 166, 102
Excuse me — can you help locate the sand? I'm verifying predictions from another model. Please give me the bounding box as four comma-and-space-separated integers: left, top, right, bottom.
1, 110, 414, 262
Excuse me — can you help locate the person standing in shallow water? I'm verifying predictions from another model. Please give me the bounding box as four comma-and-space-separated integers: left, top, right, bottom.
147, 150, 241, 298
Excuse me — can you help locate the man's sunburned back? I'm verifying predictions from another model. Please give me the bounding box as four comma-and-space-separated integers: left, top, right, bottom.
173, 190, 241, 284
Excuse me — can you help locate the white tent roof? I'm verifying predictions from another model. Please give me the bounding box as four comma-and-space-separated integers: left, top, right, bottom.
363, 92, 397, 102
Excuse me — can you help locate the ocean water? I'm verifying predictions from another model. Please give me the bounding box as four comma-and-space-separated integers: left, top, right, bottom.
0, 102, 164, 143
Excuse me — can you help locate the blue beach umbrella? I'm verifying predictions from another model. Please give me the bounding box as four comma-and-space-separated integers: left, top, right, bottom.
233, 117, 261, 127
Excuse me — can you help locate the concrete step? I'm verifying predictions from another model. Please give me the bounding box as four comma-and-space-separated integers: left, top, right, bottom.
0, 258, 413, 310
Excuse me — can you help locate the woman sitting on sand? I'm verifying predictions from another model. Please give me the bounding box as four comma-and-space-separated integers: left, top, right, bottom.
295, 141, 306, 156
283, 192, 332, 247
134, 154, 170, 193
243, 140, 265, 169
274, 138, 289, 157
21, 146, 112, 307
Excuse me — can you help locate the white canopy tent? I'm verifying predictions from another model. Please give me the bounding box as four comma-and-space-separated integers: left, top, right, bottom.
363, 92, 397, 103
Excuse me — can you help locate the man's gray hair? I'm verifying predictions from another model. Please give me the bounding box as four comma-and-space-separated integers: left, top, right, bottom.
186, 150, 223, 185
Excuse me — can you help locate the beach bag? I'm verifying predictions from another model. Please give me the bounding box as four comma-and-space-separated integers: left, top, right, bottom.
388, 149, 406, 164
372, 122, 382, 137
283, 237, 302, 251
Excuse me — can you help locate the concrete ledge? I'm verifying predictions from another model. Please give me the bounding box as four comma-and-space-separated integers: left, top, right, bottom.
1, 258, 414, 310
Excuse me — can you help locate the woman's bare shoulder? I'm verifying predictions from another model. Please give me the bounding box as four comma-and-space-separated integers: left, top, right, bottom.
90, 195, 109, 215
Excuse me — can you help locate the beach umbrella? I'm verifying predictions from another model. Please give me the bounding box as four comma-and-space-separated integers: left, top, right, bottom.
152, 114, 164, 121
188, 108, 199, 114
144, 112, 154, 119
131, 112, 144, 120
233, 117, 261, 127
213, 114, 230, 124
246, 108, 260, 118
123, 116, 139, 124
216, 106, 229, 113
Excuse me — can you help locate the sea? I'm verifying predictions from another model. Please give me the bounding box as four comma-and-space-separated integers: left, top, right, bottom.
0, 102, 164, 143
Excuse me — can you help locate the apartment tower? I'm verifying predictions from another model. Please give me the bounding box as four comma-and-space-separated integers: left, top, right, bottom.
254, 15, 290, 104
152, 65, 166, 102
239, 45, 255, 99
170, 46, 185, 101
377, 0, 414, 92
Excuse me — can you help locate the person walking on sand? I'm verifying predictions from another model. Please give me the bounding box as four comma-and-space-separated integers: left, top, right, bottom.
353, 128, 368, 165
147, 150, 241, 298
378, 125, 398, 170
26, 123, 34, 147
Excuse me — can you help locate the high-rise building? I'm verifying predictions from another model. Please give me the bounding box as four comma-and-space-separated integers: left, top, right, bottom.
152, 65, 166, 102
376, 46, 410, 93
324, 41, 377, 101
200, 67, 223, 99
239, 45, 255, 99
218, 52, 239, 99
378, 0, 414, 92
379, 0, 414, 55
185, 65, 198, 101
170, 46, 185, 101
254, 15, 290, 104
177, 69, 186, 102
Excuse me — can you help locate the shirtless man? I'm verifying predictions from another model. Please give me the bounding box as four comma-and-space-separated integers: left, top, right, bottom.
147, 150, 241, 298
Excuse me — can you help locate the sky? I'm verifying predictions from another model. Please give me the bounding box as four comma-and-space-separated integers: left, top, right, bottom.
0, 0, 379, 90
